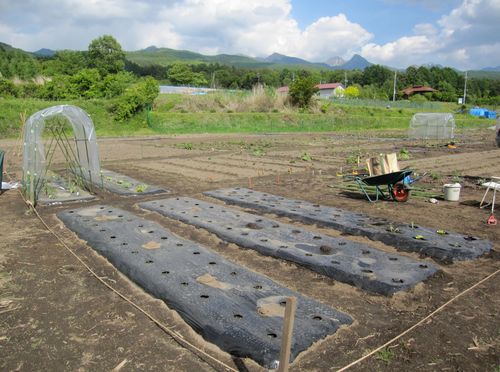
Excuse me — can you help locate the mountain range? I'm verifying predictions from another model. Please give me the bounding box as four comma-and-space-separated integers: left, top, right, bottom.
0, 42, 495, 75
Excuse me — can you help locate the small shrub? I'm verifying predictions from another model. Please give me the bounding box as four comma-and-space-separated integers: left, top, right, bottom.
288, 76, 319, 108
111, 76, 159, 121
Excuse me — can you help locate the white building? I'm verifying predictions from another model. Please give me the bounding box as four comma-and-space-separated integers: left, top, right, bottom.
277, 83, 345, 99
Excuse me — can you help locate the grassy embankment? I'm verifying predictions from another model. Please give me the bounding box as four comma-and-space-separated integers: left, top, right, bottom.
0, 93, 492, 139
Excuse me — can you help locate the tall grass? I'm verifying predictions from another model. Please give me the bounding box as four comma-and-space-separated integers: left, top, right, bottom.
166, 85, 292, 113
148, 111, 411, 134
0, 95, 493, 138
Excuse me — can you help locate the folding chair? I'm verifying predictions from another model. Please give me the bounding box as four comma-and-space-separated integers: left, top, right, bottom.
479, 176, 500, 214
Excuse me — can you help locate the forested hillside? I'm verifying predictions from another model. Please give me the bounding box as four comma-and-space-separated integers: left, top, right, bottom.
1, 36, 500, 105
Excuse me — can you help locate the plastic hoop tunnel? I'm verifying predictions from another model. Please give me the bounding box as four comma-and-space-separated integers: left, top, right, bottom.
22, 105, 101, 197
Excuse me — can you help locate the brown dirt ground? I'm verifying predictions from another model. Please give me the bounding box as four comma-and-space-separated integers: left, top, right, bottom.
0, 129, 499, 371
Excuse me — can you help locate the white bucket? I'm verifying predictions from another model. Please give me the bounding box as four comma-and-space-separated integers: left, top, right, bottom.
443, 183, 461, 201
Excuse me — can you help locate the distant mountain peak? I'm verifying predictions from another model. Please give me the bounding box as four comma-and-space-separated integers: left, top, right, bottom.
143, 45, 159, 52
482, 65, 500, 72
338, 54, 372, 70
325, 56, 345, 67
264, 52, 310, 65
33, 48, 56, 57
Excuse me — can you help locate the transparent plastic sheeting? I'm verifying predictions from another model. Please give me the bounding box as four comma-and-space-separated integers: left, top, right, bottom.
22, 105, 101, 193
408, 113, 455, 140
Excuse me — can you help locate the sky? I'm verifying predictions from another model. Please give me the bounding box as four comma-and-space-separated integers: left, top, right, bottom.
0, 0, 499, 69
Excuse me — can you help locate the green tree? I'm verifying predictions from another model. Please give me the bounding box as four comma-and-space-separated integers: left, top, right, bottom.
99, 71, 135, 98
362, 65, 392, 87
0, 47, 40, 79
167, 63, 208, 86
88, 35, 125, 76
437, 80, 457, 102
344, 85, 360, 98
288, 76, 319, 108
42, 50, 87, 76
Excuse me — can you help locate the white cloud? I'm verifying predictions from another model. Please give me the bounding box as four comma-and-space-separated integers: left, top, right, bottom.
156, 1, 372, 61
298, 15, 373, 61
413, 23, 438, 36
0, 0, 498, 68
0, 0, 371, 62
361, 0, 500, 68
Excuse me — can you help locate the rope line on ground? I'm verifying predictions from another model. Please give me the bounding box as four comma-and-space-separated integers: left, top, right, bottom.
337, 266, 500, 371
5, 170, 237, 372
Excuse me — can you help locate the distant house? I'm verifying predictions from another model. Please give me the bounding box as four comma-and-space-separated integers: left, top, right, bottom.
401, 85, 436, 99
277, 83, 345, 99
277, 86, 289, 95
317, 83, 345, 98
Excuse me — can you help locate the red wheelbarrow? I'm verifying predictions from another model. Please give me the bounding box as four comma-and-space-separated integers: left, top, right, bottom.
355, 169, 415, 202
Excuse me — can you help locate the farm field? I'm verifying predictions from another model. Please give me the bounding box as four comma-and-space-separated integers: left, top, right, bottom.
0, 129, 499, 371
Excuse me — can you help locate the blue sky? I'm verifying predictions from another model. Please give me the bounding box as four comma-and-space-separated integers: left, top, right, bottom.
0, 0, 498, 69
291, 0, 461, 44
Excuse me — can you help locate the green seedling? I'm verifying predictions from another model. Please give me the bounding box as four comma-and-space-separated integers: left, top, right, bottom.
436, 229, 447, 235
68, 181, 78, 194
135, 184, 148, 193
43, 183, 57, 199
376, 348, 394, 363
398, 148, 411, 160
346, 150, 362, 165
116, 179, 132, 188
414, 235, 426, 240
429, 172, 440, 181
301, 152, 312, 162
252, 148, 265, 156
451, 171, 463, 183
387, 223, 400, 233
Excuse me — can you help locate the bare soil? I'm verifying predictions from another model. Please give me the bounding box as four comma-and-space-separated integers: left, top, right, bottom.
1, 129, 499, 371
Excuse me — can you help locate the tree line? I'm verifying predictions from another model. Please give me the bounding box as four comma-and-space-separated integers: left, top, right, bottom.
1, 35, 499, 105
0, 36, 159, 120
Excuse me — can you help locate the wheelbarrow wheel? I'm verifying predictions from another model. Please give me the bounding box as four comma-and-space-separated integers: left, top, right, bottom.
392, 183, 410, 202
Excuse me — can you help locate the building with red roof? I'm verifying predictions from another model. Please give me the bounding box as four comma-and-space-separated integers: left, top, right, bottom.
401, 85, 436, 99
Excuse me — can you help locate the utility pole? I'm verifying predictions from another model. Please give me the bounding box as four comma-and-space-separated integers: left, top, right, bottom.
463, 70, 468, 105
392, 70, 397, 102
344, 71, 348, 87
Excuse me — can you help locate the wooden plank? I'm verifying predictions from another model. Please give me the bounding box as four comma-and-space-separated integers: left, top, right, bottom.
385, 153, 400, 173
278, 297, 297, 372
